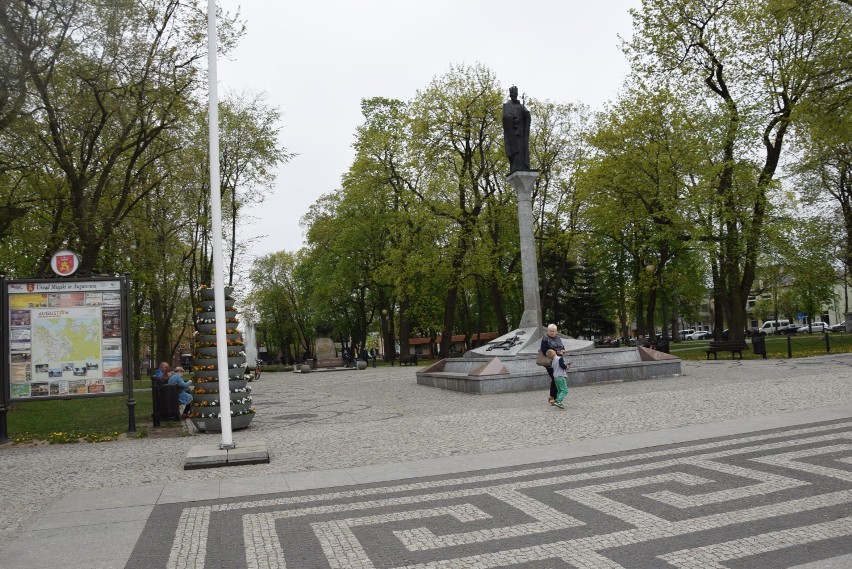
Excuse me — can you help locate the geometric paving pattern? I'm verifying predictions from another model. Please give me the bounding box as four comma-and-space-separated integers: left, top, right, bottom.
126, 419, 852, 568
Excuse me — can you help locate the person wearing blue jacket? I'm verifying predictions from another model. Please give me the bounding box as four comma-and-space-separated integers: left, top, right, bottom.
168, 367, 193, 419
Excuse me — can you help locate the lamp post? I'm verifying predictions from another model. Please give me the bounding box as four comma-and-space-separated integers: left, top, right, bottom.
381, 309, 387, 353
381, 308, 390, 363
645, 264, 655, 338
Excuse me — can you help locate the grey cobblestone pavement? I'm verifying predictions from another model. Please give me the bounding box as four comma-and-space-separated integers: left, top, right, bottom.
0, 353, 851, 567
126, 417, 852, 569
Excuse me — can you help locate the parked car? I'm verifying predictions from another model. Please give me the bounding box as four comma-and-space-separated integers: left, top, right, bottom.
686, 330, 711, 340
779, 323, 801, 335
830, 321, 846, 332
758, 319, 790, 336
797, 322, 830, 333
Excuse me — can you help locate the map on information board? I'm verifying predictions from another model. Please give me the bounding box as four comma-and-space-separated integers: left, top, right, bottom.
31, 307, 102, 371
5, 278, 126, 400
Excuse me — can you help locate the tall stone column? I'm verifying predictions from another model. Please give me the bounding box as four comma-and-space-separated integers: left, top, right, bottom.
507, 170, 542, 332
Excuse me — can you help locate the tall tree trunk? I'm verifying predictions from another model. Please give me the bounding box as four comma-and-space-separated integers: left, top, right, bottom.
440, 240, 467, 357
151, 293, 170, 364
398, 297, 410, 358
645, 289, 657, 340
440, 285, 459, 357
489, 279, 508, 335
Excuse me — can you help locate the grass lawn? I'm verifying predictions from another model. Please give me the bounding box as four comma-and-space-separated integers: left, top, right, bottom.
670, 332, 852, 360
3, 378, 182, 444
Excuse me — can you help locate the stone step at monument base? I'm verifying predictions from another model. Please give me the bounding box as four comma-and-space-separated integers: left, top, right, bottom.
416, 347, 681, 395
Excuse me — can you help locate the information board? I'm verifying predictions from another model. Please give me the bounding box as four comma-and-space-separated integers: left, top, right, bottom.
4, 277, 128, 401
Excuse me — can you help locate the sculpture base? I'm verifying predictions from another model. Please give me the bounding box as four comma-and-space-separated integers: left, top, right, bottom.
416, 326, 680, 394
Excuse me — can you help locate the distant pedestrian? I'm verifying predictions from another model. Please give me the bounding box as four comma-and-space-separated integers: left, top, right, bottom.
370, 346, 378, 367
540, 324, 565, 406
548, 349, 569, 409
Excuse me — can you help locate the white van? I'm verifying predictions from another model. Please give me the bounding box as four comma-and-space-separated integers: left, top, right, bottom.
759, 319, 790, 336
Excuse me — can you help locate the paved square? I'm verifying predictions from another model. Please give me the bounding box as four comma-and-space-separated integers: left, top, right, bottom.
127, 418, 852, 568
1, 354, 851, 568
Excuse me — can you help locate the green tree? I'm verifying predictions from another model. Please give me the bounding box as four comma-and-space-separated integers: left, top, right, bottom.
578, 84, 706, 338
751, 296, 775, 323
530, 99, 590, 328
0, 0, 244, 274
406, 64, 506, 356
629, 0, 850, 340
567, 261, 616, 339
783, 223, 838, 326
0, 0, 31, 156
219, 92, 292, 286
246, 251, 314, 361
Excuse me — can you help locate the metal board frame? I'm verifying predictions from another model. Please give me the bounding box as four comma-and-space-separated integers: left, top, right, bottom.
1, 276, 131, 402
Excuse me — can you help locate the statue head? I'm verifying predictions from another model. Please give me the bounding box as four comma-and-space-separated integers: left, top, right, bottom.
509, 85, 518, 101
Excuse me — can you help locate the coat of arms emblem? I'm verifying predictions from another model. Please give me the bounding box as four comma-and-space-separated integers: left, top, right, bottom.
51, 250, 79, 276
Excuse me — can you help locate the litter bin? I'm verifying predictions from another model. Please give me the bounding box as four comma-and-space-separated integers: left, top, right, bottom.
151, 377, 181, 425
752, 335, 767, 359
655, 337, 670, 354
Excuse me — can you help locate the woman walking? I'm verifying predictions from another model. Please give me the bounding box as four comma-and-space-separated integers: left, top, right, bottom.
540, 324, 565, 406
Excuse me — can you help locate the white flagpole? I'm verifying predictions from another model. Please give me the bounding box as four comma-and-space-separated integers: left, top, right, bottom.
208, 0, 234, 447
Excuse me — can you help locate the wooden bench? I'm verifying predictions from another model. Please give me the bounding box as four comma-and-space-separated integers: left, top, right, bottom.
398, 354, 418, 366
705, 340, 748, 359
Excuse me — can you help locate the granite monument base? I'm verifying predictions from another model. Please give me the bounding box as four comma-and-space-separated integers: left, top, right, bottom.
416, 327, 680, 394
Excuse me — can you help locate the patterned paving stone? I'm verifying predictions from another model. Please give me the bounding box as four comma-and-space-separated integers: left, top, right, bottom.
127, 418, 852, 569
3, 354, 852, 556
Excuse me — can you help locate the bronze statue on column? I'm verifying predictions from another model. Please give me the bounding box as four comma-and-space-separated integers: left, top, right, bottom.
502, 85, 531, 173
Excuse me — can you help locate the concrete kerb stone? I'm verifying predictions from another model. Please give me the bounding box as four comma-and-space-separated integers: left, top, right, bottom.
183, 439, 270, 469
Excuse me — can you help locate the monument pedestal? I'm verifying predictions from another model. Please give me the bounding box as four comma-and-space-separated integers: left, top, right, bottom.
416, 328, 680, 394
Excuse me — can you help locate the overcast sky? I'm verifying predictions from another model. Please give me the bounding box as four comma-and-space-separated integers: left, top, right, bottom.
215, 0, 642, 257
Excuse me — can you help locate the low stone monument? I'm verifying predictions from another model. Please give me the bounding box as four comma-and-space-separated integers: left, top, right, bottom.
314, 337, 340, 368
316, 337, 335, 360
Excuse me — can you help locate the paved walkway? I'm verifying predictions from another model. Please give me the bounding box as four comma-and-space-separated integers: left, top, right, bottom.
0, 354, 850, 568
